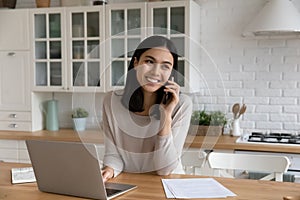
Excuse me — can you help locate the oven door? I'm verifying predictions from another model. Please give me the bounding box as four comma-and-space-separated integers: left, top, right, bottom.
235, 150, 300, 183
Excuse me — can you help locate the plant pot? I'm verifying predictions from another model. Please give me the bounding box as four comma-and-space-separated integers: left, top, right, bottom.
188, 125, 223, 136
36, 0, 50, 8
72, 118, 87, 131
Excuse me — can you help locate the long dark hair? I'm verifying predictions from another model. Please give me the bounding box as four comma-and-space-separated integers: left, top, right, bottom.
121, 35, 179, 114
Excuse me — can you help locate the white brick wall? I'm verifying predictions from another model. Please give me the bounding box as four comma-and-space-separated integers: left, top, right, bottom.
199, 0, 300, 133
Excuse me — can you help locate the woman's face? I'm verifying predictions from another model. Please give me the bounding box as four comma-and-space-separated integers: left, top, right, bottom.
134, 47, 174, 93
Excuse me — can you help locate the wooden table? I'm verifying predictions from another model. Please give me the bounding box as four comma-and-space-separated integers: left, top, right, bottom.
1, 162, 300, 200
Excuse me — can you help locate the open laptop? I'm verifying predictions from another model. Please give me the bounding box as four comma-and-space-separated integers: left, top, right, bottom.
26, 140, 137, 200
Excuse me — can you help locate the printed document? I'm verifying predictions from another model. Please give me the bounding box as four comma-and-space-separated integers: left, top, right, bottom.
11, 167, 36, 184
162, 178, 236, 199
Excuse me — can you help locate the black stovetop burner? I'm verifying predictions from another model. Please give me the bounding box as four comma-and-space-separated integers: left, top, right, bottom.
248, 132, 300, 145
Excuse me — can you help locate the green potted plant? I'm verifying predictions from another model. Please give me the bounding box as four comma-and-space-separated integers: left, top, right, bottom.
189, 110, 227, 136
72, 107, 89, 131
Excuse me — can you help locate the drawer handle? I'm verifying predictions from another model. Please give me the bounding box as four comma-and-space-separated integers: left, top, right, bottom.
9, 124, 18, 128
9, 114, 17, 118
7, 52, 16, 56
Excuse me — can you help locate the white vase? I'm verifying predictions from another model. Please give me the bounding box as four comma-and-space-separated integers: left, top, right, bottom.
72, 118, 87, 131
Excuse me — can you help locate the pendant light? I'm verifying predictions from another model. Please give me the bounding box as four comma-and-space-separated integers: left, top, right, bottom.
242, 0, 300, 36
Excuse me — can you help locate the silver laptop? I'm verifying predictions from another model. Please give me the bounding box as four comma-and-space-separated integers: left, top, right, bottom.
26, 140, 137, 200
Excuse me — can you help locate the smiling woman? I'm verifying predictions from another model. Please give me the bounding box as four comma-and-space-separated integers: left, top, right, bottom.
101, 35, 193, 182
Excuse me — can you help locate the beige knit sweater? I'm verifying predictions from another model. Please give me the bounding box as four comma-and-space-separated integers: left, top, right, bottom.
102, 90, 192, 177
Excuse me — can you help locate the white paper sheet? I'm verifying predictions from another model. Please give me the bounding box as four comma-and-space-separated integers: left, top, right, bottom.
162, 178, 236, 199
11, 167, 36, 184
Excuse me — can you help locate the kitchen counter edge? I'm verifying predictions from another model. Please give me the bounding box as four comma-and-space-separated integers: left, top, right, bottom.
0, 130, 299, 154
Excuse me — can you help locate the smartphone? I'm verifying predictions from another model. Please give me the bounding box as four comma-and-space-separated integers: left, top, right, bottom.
162, 76, 174, 105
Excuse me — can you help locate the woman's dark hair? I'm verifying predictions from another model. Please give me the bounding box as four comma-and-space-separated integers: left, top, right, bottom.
121, 35, 179, 114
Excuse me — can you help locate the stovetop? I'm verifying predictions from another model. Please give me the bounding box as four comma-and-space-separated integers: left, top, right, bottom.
246, 132, 300, 145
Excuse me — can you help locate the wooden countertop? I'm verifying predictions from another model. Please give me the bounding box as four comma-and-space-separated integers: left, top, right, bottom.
1, 162, 300, 200
0, 129, 104, 143
0, 129, 299, 154
186, 135, 300, 154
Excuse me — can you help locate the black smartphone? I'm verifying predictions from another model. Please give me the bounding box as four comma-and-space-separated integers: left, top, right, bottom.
162, 76, 174, 105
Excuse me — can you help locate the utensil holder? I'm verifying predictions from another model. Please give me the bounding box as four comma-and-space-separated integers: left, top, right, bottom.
230, 118, 241, 136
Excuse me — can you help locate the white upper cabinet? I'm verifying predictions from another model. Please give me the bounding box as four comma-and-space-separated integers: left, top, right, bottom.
31, 8, 66, 92
0, 9, 29, 50
66, 6, 105, 92
105, 2, 147, 91
147, 0, 201, 93
31, 6, 105, 92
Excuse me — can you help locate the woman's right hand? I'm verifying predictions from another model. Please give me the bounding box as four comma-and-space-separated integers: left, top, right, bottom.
101, 166, 114, 182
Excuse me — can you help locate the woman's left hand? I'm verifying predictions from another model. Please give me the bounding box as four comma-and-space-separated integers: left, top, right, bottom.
161, 79, 180, 115
158, 79, 180, 136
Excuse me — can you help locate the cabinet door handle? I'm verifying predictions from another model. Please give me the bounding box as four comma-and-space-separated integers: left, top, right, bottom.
7, 52, 16, 56
9, 124, 18, 128
9, 114, 17, 118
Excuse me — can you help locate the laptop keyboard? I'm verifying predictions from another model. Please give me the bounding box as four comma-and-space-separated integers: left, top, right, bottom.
106, 188, 122, 196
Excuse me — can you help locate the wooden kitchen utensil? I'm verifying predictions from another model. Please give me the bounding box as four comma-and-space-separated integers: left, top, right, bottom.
232, 103, 240, 119
237, 104, 247, 118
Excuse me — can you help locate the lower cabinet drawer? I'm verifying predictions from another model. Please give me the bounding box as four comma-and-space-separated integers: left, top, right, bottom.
0, 122, 32, 131
0, 111, 31, 121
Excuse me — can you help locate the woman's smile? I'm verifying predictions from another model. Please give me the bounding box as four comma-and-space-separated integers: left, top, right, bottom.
146, 76, 160, 83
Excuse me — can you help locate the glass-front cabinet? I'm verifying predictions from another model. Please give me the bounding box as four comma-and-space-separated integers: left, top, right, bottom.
105, 3, 147, 91
31, 6, 105, 92
31, 8, 66, 91
148, 1, 201, 93
67, 6, 105, 92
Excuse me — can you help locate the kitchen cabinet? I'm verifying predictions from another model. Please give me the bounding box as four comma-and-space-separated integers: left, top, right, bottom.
105, 2, 147, 91
0, 9, 29, 50
0, 51, 31, 131
66, 6, 105, 92
31, 7, 105, 92
0, 51, 30, 111
31, 8, 66, 92
0, 9, 31, 131
147, 0, 201, 93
